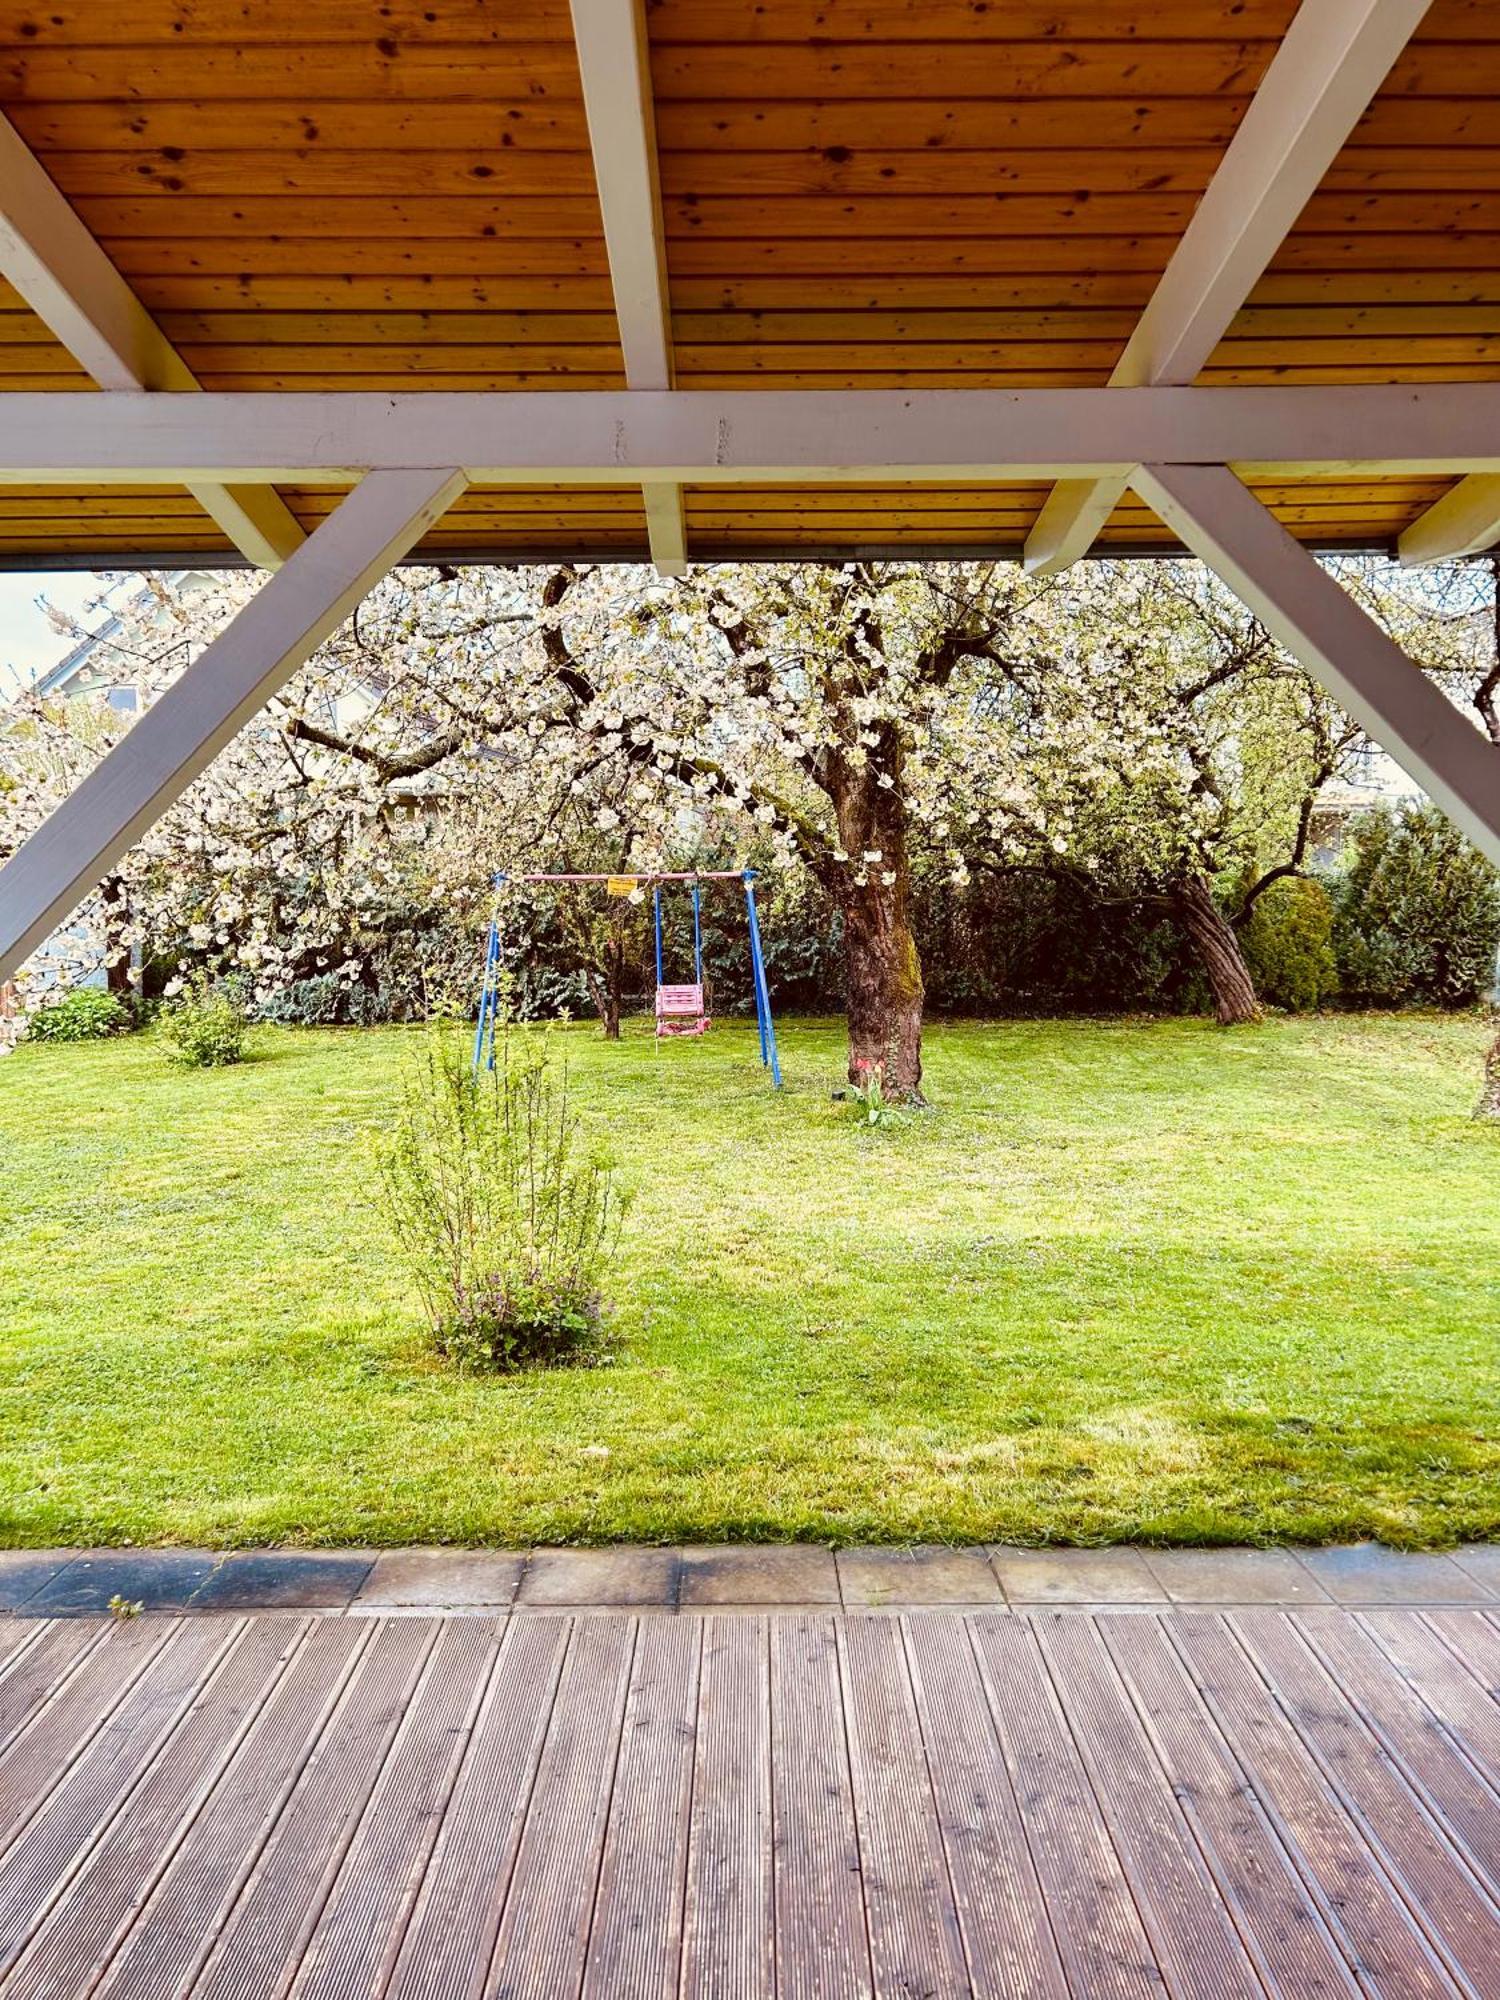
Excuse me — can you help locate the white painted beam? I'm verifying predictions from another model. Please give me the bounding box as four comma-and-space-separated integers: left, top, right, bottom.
1132, 461, 1500, 867
641, 481, 687, 575
568, 0, 685, 575
1398, 474, 1500, 565
1022, 474, 1132, 577
6, 387, 1500, 488
0, 467, 465, 984
1024, 0, 1432, 576
0, 110, 304, 567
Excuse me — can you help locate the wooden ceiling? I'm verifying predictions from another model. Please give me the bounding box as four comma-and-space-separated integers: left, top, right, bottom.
0, 0, 1494, 564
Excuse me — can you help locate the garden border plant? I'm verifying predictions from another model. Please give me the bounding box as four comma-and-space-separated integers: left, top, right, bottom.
156, 983, 249, 1068
377, 1019, 627, 1373
24, 988, 133, 1043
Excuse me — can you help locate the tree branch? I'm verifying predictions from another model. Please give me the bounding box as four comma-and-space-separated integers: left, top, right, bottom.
282, 713, 467, 782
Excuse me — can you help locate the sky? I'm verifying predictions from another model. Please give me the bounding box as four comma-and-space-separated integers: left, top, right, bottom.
0, 570, 110, 697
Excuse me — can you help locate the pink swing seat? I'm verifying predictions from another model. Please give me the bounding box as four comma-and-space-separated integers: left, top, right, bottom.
655, 983, 711, 1036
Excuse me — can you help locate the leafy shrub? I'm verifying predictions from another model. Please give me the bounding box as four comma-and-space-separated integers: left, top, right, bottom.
1333, 806, 1500, 1007
156, 986, 248, 1068
25, 988, 132, 1043
1240, 876, 1338, 1013
345, 980, 397, 1029
913, 867, 1206, 1018
254, 974, 344, 1027
378, 1025, 625, 1372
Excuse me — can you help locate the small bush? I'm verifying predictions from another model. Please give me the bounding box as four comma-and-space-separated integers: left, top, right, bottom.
25, 988, 132, 1043
1240, 876, 1338, 1013
378, 1025, 626, 1373
156, 986, 248, 1068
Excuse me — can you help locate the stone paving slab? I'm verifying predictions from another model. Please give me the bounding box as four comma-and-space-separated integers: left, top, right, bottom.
679, 1543, 839, 1606
838, 1545, 1002, 1606
25, 1548, 221, 1615
0, 1549, 76, 1611
0, 1541, 1495, 1614
191, 1550, 375, 1611
354, 1548, 525, 1609
1451, 1543, 1500, 1592
1145, 1546, 1331, 1604
1298, 1542, 1491, 1605
517, 1546, 680, 1607
989, 1545, 1166, 1604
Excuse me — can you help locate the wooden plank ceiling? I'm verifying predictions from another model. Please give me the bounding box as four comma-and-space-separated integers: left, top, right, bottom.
0, 0, 1493, 563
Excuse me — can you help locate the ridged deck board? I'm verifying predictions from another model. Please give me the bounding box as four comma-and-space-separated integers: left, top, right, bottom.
1, 1608, 1499, 1997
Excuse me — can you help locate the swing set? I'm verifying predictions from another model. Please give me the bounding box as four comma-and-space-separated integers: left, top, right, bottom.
473, 869, 782, 1087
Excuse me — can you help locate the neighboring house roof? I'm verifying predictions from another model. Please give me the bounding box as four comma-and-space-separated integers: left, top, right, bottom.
31, 610, 127, 699
28, 572, 211, 703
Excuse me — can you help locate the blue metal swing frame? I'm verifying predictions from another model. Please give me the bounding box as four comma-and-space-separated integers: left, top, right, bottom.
473, 869, 781, 1087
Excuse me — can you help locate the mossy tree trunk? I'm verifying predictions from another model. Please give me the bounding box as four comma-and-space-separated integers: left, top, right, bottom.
1173, 870, 1262, 1026
830, 746, 925, 1101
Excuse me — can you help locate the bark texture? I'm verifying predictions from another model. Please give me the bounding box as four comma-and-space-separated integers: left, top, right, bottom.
587, 932, 625, 1041
832, 749, 925, 1100
99, 874, 134, 997
1173, 872, 1262, 1026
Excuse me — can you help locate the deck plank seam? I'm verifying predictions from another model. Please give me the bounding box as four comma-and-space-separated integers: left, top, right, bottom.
1336, 1613, 1500, 1812
898, 1613, 989, 2000
0, 1617, 249, 1990
93, 1614, 380, 2000
0, 1617, 197, 1874
241, 1615, 447, 2000
957, 1613, 1074, 1999
1095, 1613, 1364, 2000
1222, 1612, 1491, 2000
1277, 1614, 1500, 1925
6, 1613, 320, 2000
1026, 1612, 1242, 2000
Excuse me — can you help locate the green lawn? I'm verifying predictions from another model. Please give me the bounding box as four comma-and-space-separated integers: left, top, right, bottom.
1, 1014, 1497, 1550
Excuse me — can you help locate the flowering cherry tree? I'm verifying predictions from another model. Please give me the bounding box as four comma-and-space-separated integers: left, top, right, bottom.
4, 553, 1494, 1099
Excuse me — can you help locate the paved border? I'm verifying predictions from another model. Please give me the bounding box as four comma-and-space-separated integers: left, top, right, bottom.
1, 1540, 1495, 1617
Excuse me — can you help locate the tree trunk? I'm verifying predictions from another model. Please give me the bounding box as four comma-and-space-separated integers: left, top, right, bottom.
99, 873, 134, 997
587, 968, 621, 1040
1475, 1020, 1500, 1122
587, 932, 624, 1040
831, 759, 925, 1101
1173, 872, 1262, 1026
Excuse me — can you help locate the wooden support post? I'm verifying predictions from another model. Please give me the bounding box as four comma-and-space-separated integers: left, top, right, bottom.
0, 468, 466, 984
0, 110, 305, 567
1133, 462, 1500, 867
569, 0, 686, 576
1025, 0, 1432, 575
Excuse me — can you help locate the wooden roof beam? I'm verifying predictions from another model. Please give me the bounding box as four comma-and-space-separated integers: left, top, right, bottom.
1134, 462, 1500, 868
0, 112, 304, 569
1398, 476, 1500, 565
1024, 0, 1433, 577
568, 0, 685, 576
8, 386, 1500, 487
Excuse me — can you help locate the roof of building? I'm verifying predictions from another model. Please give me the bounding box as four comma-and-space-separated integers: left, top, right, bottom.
0, 1, 1496, 567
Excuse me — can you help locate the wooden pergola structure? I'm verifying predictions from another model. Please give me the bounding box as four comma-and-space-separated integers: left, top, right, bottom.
2, 0, 1500, 980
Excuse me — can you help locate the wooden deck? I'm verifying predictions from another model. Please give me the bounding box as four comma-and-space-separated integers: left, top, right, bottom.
1, 1607, 1499, 1997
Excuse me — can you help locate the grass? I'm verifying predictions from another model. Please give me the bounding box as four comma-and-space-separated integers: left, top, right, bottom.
1, 1013, 1497, 1551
